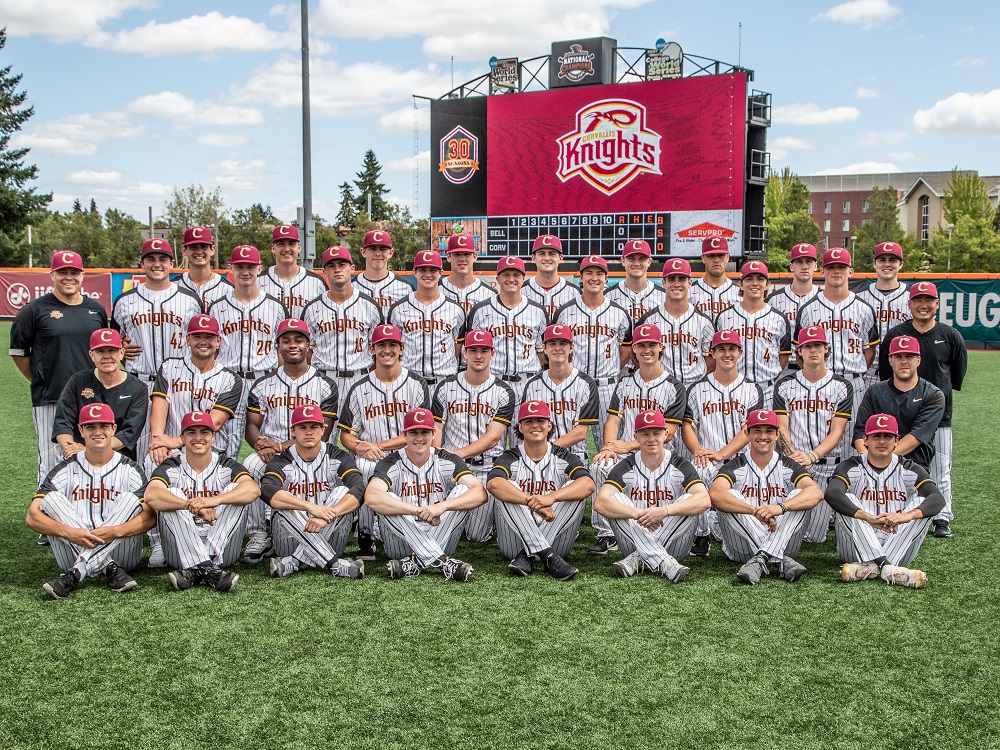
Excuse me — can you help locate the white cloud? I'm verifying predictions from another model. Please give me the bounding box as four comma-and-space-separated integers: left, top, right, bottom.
126, 92, 263, 128
813, 0, 900, 30
855, 86, 880, 99
210, 159, 270, 192
50, 180, 173, 215
954, 57, 986, 68
815, 161, 900, 175
197, 134, 252, 148
379, 107, 430, 134
857, 130, 907, 146
772, 104, 860, 126
385, 151, 431, 174
12, 112, 145, 157
0, 0, 151, 42
65, 170, 123, 185
913, 90, 1000, 137
770, 137, 816, 163
887, 151, 917, 161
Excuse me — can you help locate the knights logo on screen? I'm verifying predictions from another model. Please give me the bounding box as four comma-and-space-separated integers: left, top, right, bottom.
557, 44, 596, 82
556, 99, 662, 196
438, 125, 480, 185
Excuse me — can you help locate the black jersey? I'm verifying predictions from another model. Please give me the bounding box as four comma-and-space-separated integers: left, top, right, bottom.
52, 369, 150, 459
852, 379, 945, 469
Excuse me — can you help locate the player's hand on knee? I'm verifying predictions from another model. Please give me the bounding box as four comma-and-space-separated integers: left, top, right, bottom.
149, 445, 169, 465
310, 504, 338, 522
195, 508, 218, 525
593, 449, 617, 465
90, 525, 119, 543
66, 527, 104, 549
62, 442, 85, 459
304, 517, 328, 533
417, 503, 444, 524
537, 507, 556, 522
122, 341, 142, 360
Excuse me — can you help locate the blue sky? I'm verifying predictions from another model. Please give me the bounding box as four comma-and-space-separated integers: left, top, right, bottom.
4, 0, 999, 224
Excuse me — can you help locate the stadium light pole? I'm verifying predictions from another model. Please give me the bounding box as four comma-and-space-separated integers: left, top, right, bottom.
300, 0, 314, 265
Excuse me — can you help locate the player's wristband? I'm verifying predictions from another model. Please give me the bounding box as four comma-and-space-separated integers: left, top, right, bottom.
778, 502, 787, 515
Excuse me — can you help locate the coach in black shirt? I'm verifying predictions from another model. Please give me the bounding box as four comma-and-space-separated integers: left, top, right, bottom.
855, 335, 944, 469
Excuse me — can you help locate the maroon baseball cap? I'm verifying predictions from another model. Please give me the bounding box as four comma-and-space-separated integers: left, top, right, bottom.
446, 233, 476, 253
272, 224, 300, 242
517, 400, 551, 422
662, 258, 692, 278
623, 239, 652, 257
322, 246, 352, 266
50, 251, 84, 271
371, 324, 402, 344
463, 329, 494, 349
823, 247, 852, 267
79, 402, 115, 426
230, 245, 262, 265
865, 413, 899, 436
89, 328, 122, 351
797, 325, 828, 346
363, 229, 392, 248
180, 411, 215, 432
543, 324, 574, 343
711, 330, 742, 349
888, 335, 920, 356
702, 236, 729, 255
141, 238, 173, 259
531, 235, 562, 253
580, 255, 609, 272
790, 243, 817, 261
909, 281, 938, 299
187, 314, 221, 335
634, 410, 667, 432
497, 256, 526, 274
745, 409, 778, 429
291, 404, 324, 427
631, 323, 662, 345
875, 241, 903, 260
402, 408, 435, 432
183, 227, 213, 246
276, 318, 310, 341
740, 261, 769, 278
413, 250, 443, 269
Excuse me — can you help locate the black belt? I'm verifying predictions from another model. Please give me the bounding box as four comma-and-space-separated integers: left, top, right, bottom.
237, 370, 259, 380
334, 370, 359, 378
500, 374, 522, 383
424, 377, 438, 386
466, 457, 485, 467
812, 457, 839, 466
595, 376, 619, 385
847, 372, 863, 379
788, 364, 801, 371
139, 374, 157, 382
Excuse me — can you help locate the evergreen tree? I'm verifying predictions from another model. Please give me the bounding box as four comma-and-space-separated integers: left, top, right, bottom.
89, 198, 98, 215
352, 150, 391, 221
72, 199, 82, 213
334, 181, 356, 227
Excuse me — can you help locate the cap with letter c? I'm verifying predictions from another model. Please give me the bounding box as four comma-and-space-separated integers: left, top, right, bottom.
888, 335, 920, 356
745, 409, 778, 429
322, 246, 353, 266
496, 256, 526, 274
796, 325, 827, 346
740, 261, 769, 278
875, 241, 903, 260
634, 409, 667, 433
543, 323, 574, 343
291, 403, 325, 427
79, 402, 115, 426
89, 328, 123, 351
580, 255, 609, 272
272, 224, 300, 242
631, 323, 662, 345
531, 235, 563, 253
865, 413, 899, 436
187, 314, 221, 336
141, 238, 173, 259
710, 330, 742, 349
413, 250, 443, 269
623, 239, 651, 257
702, 236, 729, 255
363, 229, 393, 248
463, 329, 494, 349
909, 281, 938, 299
661, 257, 692, 278
402, 407, 435, 432
230, 245, 262, 265
790, 243, 817, 261
183, 226, 214, 246
276, 318, 310, 341
181, 411, 215, 432
51, 251, 84, 271
447, 233, 476, 253
517, 400, 551, 422
371, 324, 402, 344
822, 247, 852, 267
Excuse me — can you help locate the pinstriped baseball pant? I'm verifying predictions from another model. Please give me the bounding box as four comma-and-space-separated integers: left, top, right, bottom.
157, 487, 248, 570
717, 490, 807, 563
33, 404, 61, 486
495, 498, 585, 560
840, 375, 867, 459
271, 486, 354, 568
930, 427, 953, 522
378, 510, 468, 567
40, 491, 144, 579
803, 463, 837, 543
695, 462, 723, 539
590, 455, 619, 539
608, 500, 698, 569
464, 466, 494, 542
354, 456, 381, 540
241, 452, 274, 542
835, 493, 931, 567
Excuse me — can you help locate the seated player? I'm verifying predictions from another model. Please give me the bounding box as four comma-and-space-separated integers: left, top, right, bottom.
593, 410, 710, 581
27, 403, 155, 599
827, 414, 944, 589
262, 404, 366, 580
144, 412, 259, 594
364, 408, 485, 582
487, 401, 596, 581
708, 409, 823, 585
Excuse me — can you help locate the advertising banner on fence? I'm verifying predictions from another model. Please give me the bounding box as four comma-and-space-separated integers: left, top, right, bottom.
1, 271, 113, 316
935, 279, 1000, 345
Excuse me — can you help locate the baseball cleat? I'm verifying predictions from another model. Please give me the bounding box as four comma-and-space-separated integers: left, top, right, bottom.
778, 556, 807, 583
269, 556, 300, 578
330, 558, 364, 579
612, 551, 643, 578
841, 562, 880, 582
587, 537, 618, 556
354, 534, 378, 562
880, 564, 927, 589
202, 566, 239, 593
241, 536, 274, 564
658, 556, 690, 583
933, 521, 953, 538
168, 568, 201, 591
690, 535, 711, 557
543, 553, 578, 581
147, 542, 166, 568
42, 568, 81, 600
441, 557, 473, 582
507, 552, 533, 577
387, 556, 422, 579
37, 533, 50, 546
104, 560, 138, 593
736, 554, 769, 585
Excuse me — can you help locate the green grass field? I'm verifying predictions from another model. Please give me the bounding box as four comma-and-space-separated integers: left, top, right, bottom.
0, 320, 996, 750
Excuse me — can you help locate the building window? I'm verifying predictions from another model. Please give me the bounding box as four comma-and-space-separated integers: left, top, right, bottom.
862, 200, 870, 213
862, 218, 869, 226
808, 202, 813, 214
842, 219, 850, 232
824, 201, 832, 214
920, 196, 930, 246
843, 200, 850, 213
823, 219, 831, 232
843, 237, 851, 248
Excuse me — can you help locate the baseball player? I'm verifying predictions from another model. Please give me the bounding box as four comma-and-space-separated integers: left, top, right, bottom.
606, 239, 665, 322
144, 411, 258, 593
303, 245, 383, 416
354, 229, 414, 309
176, 226, 231, 308
766, 243, 819, 372
795, 247, 879, 459
27, 403, 154, 599
853, 336, 944, 468
879, 282, 967, 538
635, 258, 715, 386
466, 256, 548, 389
828, 414, 945, 589
258, 224, 328, 318
522, 235, 580, 318
388, 250, 465, 384
431, 330, 516, 542
772, 325, 853, 543
714, 261, 790, 405
52, 328, 148, 463
339, 324, 430, 559
590, 322, 687, 555
858, 241, 910, 386
439, 233, 495, 313
708, 409, 823, 584
593, 410, 711, 581
11, 251, 109, 484
261, 404, 366, 580
364, 408, 485, 581
487, 400, 595, 580
689, 236, 739, 316
681, 330, 765, 557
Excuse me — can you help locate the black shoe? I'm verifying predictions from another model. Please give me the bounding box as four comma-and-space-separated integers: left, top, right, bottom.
587, 537, 618, 556
168, 567, 202, 591
691, 535, 711, 557
507, 552, 533, 577
355, 534, 378, 562
201, 566, 239, 593
543, 553, 578, 581
104, 561, 137, 593
42, 568, 81, 599
37, 533, 50, 546
933, 521, 953, 538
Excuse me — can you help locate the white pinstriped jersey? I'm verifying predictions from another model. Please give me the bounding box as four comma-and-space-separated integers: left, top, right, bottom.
605, 451, 704, 508
372, 448, 471, 507
152, 356, 243, 439
302, 290, 383, 374
635, 304, 715, 385
684, 374, 765, 451
552, 297, 632, 379
857, 283, 911, 355
175, 272, 232, 309
831, 454, 933, 515
606, 280, 666, 322
608, 370, 687, 443
714, 304, 791, 384
339, 369, 429, 442
522, 277, 580, 319
38, 452, 146, 527
766, 285, 819, 368
689, 277, 739, 317
466, 296, 547, 379
150, 452, 249, 499
795, 293, 879, 376
439, 277, 495, 314
111, 283, 204, 376
717, 452, 809, 507
353, 271, 414, 310
431, 375, 515, 465
388, 292, 466, 380
247, 367, 339, 442
773, 371, 853, 455
262, 443, 365, 505
520, 369, 600, 460
488, 443, 589, 495
258, 267, 329, 319
208, 291, 288, 374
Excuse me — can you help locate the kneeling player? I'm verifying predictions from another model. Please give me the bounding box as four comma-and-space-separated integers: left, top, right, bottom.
27, 403, 155, 599
487, 401, 596, 581
826, 414, 944, 589
709, 409, 823, 584
364, 408, 485, 581
262, 405, 366, 580
593, 410, 710, 581
144, 412, 259, 593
